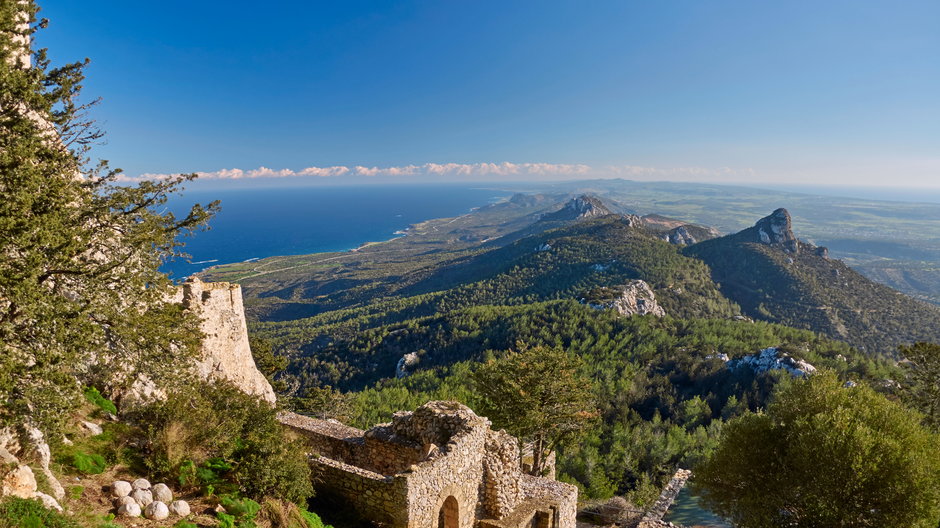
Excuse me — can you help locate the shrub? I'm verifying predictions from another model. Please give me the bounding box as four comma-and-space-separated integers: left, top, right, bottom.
220, 495, 261, 519
694, 372, 940, 528
0, 497, 78, 528
257, 499, 333, 528
299, 508, 331, 528
217, 497, 261, 528
70, 451, 106, 474
137, 381, 314, 504
83, 387, 118, 415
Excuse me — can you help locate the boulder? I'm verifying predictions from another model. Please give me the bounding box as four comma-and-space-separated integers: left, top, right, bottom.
34, 492, 63, 512
115, 495, 136, 507
131, 478, 151, 490
131, 488, 153, 507
1, 463, 37, 499
145, 501, 170, 520
111, 480, 132, 498
152, 482, 172, 503
169, 499, 191, 516
118, 502, 142, 518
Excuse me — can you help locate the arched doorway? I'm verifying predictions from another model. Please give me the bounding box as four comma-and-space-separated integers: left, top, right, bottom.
438, 496, 459, 528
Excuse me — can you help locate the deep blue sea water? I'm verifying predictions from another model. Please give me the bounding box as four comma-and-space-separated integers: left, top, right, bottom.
161, 184, 512, 279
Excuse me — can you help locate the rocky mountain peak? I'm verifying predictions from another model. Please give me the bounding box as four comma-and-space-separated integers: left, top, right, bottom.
753, 208, 799, 252
541, 194, 613, 222
567, 195, 611, 217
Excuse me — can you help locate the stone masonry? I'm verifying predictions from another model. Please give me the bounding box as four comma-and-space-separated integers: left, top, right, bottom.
171, 277, 276, 403
280, 401, 577, 528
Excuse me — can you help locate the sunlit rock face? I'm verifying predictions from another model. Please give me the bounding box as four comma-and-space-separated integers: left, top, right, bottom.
753, 208, 800, 253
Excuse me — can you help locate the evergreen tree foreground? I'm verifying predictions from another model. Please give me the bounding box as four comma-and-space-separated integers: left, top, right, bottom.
0, 1, 217, 437
694, 372, 940, 528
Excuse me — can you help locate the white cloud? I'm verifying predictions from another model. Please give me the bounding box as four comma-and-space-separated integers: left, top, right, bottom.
120, 162, 753, 183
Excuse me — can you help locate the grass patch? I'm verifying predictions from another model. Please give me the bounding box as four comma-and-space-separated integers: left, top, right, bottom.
67, 486, 84, 501
0, 497, 78, 528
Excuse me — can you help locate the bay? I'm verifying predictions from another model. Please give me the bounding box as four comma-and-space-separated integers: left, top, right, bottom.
162, 184, 511, 279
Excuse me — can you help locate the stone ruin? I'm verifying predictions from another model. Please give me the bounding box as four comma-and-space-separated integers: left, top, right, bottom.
279, 401, 578, 528
173, 277, 276, 403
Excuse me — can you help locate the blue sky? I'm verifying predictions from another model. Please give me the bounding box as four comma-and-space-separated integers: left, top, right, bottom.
36, 1, 940, 187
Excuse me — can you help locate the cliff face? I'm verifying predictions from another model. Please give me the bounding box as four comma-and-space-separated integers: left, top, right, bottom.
174, 278, 276, 404
584, 280, 666, 317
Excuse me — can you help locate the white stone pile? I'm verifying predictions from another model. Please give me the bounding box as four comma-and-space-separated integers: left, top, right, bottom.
111, 478, 191, 519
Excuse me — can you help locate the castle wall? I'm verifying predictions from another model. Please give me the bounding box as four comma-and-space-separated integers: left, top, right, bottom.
279, 412, 424, 476
179, 278, 276, 403
310, 456, 409, 527
279, 403, 578, 528
403, 424, 486, 528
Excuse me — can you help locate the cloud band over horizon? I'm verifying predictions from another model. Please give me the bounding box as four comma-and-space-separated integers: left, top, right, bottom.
124, 162, 756, 183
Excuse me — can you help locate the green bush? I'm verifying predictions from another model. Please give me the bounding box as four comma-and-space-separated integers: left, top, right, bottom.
83, 387, 117, 415
0, 497, 78, 528
217, 496, 261, 528
220, 495, 261, 518
299, 508, 330, 528
137, 381, 314, 504
695, 372, 940, 527
70, 451, 107, 474
173, 522, 198, 528
217, 512, 237, 528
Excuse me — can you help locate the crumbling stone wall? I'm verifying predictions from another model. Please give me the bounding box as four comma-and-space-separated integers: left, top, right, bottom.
482, 430, 523, 518
175, 277, 276, 403
279, 413, 424, 476
311, 456, 409, 526
639, 469, 692, 528
395, 402, 488, 528
281, 401, 578, 528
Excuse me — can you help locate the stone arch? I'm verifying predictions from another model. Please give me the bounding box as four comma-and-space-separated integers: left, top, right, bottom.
438, 496, 459, 528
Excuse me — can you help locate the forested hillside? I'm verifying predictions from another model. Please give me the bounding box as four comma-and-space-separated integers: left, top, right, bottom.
686, 208, 940, 355
201, 196, 934, 504
294, 301, 895, 502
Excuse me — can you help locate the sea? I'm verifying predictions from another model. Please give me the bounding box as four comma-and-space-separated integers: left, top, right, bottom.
161, 184, 513, 279
160, 181, 940, 279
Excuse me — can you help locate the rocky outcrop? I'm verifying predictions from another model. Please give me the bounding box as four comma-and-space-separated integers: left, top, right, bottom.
753, 208, 800, 253
170, 277, 276, 404
122, 277, 275, 407
661, 224, 721, 246
585, 280, 666, 317
541, 195, 613, 222
721, 347, 817, 378
0, 426, 64, 511
395, 352, 419, 379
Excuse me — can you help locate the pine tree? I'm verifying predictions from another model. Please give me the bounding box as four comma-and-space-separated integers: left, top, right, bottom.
0, 1, 218, 435
899, 342, 940, 431
473, 344, 597, 477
